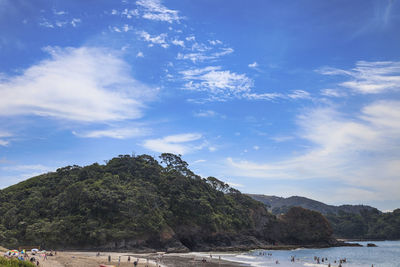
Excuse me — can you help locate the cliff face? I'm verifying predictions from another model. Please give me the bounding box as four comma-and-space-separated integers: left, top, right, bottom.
0, 154, 337, 251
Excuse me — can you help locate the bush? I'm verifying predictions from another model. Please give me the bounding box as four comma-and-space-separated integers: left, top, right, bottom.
0, 257, 36, 267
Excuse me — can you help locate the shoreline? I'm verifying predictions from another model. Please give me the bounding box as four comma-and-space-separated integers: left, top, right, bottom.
16, 251, 247, 267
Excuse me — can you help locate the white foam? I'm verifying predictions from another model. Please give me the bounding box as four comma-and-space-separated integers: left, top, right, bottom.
234, 255, 257, 260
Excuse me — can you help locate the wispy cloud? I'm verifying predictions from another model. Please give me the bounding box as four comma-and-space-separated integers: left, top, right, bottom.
171, 39, 185, 47
180, 67, 314, 102
181, 66, 253, 100
0, 131, 12, 146
270, 136, 294, 143
39, 17, 82, 29
318, 61, 400, 94
136, 0, 183, 23
320, 88, 347, 97
244, 92, 283, 101
143, 133, 203, 154
287, 89, 311, 99
248, 62, 258, 68
73, 126, 149, 139
137, 30, 169, 48
225, 100, 400, 202
53, 9, 67, 16
177, 47, 233, 63
194, 110, 217, 117
0, 46, 156, 122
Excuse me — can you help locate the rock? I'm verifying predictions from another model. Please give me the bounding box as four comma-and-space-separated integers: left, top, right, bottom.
367, 243, 377, 247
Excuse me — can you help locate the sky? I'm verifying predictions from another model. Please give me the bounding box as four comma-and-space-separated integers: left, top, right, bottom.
0, 0, 400, 211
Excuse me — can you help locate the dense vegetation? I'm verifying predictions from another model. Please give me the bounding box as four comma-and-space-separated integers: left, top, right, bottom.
0, 154, 335, 251
0, 258, 35, 267
326, 209, 400, 240
249, 194, 400, 240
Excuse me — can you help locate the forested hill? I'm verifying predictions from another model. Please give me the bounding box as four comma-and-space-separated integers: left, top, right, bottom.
249, 194, 400, 240
0, 154, 336, 251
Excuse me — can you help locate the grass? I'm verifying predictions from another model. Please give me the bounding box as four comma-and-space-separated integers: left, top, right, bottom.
0, 257, 35, 267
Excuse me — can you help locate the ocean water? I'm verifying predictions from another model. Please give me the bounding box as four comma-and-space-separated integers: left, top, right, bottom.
216, 241, 400, 267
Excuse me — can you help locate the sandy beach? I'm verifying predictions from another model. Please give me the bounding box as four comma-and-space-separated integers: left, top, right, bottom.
26, 251, 247, 267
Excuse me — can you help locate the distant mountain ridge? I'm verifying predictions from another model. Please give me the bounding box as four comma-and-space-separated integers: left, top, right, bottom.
248, 194, 400, 240
248, 194, 379, 215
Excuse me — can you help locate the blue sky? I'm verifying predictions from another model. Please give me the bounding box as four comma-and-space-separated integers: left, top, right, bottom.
1, 0, 400, 210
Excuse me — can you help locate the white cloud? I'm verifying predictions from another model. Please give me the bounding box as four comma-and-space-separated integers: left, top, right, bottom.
137, 30, 169, 48
39, 19, 54, 28
0, 46, 156, 122
73, 126, 149, 139
209, 40, 222, 45
248, 62, 258, 68
194, 110, 216, 117
143, 133, 203, 154
253, 145, 260, 150
180, 66, 253, 100
270, 136, 294, 143
180, 67, 308, 102
287, 89, 311, 99
226, 182, 244, 188
244, 92, 282, 101
136, 51, 144, 57
53, 9, 67, 16
111, 26, 121, 33
171, 39, 185, 47
177, 47, 233, 63
0, 140, 8, 146
122, 8, 139, 19
136, 0, 183, 23
39, 16, 81, 29
208, 146, 217, 152
320, 88, 347, 97
55, 21, 68, 27
318, 61, 400, 94
225, 100, 400, 202
0, 131, 11, 146
71, 18, 81, 27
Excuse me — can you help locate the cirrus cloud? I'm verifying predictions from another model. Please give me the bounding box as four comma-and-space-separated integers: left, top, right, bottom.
318, 61, 400, 94
225, 100, 400, 203
143, 133, 203, 154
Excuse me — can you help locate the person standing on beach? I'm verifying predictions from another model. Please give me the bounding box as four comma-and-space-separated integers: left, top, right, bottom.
108, 255, 111, 262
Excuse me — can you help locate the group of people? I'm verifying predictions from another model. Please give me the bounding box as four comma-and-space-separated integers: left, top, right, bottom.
103, 253, 155, 267
4, 249, 56, 266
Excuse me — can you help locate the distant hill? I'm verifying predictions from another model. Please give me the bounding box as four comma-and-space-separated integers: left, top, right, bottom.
248, 194, 377, 215
0, 154, 337, 251
248, 194, 400, 240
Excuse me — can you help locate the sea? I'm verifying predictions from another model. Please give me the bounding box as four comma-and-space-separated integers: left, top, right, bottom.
207, 241, 400, 267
